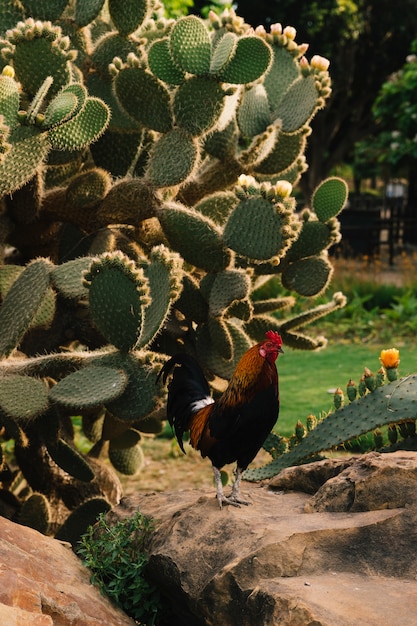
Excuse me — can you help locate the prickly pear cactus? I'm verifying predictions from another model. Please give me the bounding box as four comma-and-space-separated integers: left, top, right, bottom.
0, 1, 348, 538
244, 348, 417, 481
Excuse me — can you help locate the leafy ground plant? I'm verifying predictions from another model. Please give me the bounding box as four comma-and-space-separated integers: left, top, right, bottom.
77, 511, 160, 625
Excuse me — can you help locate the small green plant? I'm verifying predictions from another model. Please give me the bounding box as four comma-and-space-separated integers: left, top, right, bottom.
77, 511, 160, 626
245, 347, 417, 480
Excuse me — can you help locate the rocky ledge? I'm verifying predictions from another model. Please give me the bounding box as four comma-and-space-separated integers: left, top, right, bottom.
1, 450, 417, 625
128, 450, 417, 626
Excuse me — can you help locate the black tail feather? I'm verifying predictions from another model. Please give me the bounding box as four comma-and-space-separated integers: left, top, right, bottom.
158, 354, 211, 452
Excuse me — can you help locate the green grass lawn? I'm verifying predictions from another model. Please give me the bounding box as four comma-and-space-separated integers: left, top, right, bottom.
277, 342, 417, 436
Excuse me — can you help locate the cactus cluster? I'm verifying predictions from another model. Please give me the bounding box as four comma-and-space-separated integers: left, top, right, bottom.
244, 349, 417, 481
0, 1, 348, 538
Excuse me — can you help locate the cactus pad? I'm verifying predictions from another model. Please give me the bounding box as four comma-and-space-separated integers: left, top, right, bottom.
169, 16, 211, 75
210, 32, 237, 74
109, 441, 144, 475
96, 351, 162, 422
19, 0, 68, 21
42, 90, 79, 129
208, 269, 251, 317
0, 258, 53, 357
51, 257, 93, 300
146, 128, 199, 187
83, 252, 150, 352
113, 64, 173, 133
75, 0, 105, 27
224, 196, 294, 262
255, 129, 307, 176
48, 97, 110, 151
55, 497, 111, 546
0, 69, 20, 128
148, 38, 186, 85
312, 176, 349, 222
49, 366, 128, 409
263, 45, 299, 112
108, 0, 150, 36
237, 84, 271, 137
286, 220, 334, 261
47, 438, 95, 482
19, 492, 50, 534
4, 19, 73, 97
158, 202, 231, 272
139, 245, 183, 348
274, 75, 320, 132
0, 126, 50, 197
0, 375, 49, 421
215, 36, 272, 84
245, 373, 417, 481
281, 255, 333, 296
173, 77, 227, 136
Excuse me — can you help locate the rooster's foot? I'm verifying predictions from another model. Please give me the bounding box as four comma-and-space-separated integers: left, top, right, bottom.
213, 465, 251, 510
218, 493, 250, 509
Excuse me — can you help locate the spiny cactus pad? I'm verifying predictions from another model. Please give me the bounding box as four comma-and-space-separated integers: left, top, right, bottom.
148, 38, 186, 85
3, 19, 74, 97
0, 258, 53, 357
49, 366, 128, 409
169, 15, 212, 75
0, 126, 50, 197
223, 196, 296, 262
95, 351, 163, 422
0, 375, 49, 420
83, 252, 150, 352
47, 97, 110, 151
146, 128, 199, 187
18, 492, 50, 534
109, 442, 145, 475
0, 69, 20, 128
312, 176, 349, 222
50, 257, 93, 300
55, 497, 111, 546
215, 36, 272, 84
275, 75, 321, 133
46, 438, 95, 482
281, 255, 333, 296
113, 64, 173, 133
173, 77, 227, 136
109, 0, 150, 36
139, 245, 183, 348
244, 373, 417, 481
158, 202, 232, 272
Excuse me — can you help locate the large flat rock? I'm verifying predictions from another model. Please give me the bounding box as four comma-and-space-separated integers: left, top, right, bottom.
121, 451, 417, 625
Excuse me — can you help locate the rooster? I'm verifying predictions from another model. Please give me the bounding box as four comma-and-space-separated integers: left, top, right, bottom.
157, 330, 283, 508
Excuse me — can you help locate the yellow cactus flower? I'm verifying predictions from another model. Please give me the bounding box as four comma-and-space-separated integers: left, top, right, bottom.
379, 348, 400, 370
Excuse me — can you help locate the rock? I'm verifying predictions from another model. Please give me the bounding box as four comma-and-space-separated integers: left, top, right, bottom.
268, 455, 356, 494
2, 451, 417, 626
118, 451, 417, 626
302, 450, 417, 512
0, 515, 135, 626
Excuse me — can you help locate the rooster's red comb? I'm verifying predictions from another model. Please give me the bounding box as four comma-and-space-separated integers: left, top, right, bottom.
265, 330, 283, 347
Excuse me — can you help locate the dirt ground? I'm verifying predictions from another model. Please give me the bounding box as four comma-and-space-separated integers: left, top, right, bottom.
120, 435, 272, 497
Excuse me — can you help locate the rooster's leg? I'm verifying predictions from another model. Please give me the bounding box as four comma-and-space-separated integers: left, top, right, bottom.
229, 466, 250, 506
212, 466, 249, 509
